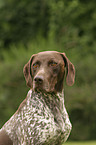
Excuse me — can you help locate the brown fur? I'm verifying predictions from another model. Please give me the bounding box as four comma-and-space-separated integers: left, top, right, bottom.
0, 130, 13, 145
23, 51, 75, 92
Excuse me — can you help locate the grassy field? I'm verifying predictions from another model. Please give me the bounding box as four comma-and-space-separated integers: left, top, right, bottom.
64, 141, 96, 145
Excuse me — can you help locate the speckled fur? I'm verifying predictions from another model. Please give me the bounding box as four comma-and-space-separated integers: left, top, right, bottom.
1, 89, 72, 145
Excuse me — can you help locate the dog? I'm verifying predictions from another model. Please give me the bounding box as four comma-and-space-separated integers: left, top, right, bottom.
0, 51, 75, 145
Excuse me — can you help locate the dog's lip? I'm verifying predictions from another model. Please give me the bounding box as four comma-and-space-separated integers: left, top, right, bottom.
33, 82, 56, 93
33, 83, 43, 91
33, 84, 55, 93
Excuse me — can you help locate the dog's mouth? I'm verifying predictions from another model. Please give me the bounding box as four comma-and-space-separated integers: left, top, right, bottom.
34, 84, 43, 92
33, 82, 55, 93
33, 81, 45, 92
33, 85, 49, 93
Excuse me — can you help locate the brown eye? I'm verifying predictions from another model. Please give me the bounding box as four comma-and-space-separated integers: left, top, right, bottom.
33, 63, 39, 69
49, 61, 57, 67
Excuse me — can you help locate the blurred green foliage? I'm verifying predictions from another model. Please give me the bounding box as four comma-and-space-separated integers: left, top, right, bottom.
0, 0, 96, 141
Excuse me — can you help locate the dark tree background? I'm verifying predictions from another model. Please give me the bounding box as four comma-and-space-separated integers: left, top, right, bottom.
0, 0, 96, 141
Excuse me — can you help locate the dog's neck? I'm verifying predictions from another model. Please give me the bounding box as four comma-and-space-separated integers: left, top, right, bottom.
30, 89, 65, 113
29, 89, 66, 130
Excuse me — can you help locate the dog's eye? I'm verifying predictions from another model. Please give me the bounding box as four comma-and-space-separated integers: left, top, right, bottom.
49, 61, 57, 67
33, 63, 39, 69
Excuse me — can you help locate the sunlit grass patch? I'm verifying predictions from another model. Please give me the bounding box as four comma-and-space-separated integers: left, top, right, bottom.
64, 141, 96, 145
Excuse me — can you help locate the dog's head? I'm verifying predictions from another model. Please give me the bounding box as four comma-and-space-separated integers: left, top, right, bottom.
23, 51, 75, 93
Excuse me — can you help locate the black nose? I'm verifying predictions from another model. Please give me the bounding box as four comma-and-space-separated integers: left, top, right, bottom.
34, 76, 43, 84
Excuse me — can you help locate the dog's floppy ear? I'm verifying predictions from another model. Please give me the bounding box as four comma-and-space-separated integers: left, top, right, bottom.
23, 54, 36, 88
61, 53, 75, 86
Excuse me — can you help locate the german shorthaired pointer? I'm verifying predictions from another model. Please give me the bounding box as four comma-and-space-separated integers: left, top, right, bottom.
0, 51, 75, 145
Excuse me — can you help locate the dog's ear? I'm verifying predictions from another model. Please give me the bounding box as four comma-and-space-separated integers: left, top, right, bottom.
23, 55, 36, 88
61, 53, 75, 86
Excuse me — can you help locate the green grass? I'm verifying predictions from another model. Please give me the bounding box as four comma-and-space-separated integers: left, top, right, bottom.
64, 141, 96, 145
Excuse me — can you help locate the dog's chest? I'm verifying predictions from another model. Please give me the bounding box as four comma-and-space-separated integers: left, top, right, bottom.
3, 90, 71, 145
17, 91, 60, 144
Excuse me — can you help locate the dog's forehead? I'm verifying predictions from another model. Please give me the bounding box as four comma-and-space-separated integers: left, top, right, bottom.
33, 51, 64, 63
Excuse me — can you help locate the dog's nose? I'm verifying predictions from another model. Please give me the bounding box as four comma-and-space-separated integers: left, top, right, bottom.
34, 76, 43, 84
